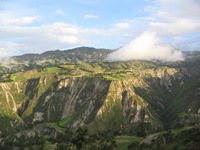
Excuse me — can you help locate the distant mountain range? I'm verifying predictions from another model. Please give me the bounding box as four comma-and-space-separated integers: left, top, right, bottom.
13, 47, 111, 63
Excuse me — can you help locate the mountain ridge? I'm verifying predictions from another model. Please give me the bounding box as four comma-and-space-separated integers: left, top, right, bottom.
0, 47, 200, 149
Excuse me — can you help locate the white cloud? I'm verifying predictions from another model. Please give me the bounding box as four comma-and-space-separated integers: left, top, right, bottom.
105, 31, 184, 62
150, 20, 200, 36
54, 9, 66, 16
0, 11, 38, 26
0, 22, 87, 54
4, 16, 38, 25
106, 0, 200, 62
84, 14, 99, 19
0, 41, 21, 58
81, 20, 138, 40
0, 0, 199, 58
0, 16, 138, 55
148, 0, 200, 36
114, 22, 131, 29
149, 0, 200, 51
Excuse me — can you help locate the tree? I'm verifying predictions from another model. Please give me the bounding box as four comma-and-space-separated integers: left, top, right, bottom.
72, 127, 87, 150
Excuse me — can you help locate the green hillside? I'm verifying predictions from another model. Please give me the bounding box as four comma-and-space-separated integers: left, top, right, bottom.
0, 47, 200, 149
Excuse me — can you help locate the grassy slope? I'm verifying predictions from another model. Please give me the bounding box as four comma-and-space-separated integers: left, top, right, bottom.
0, 61, 185, 133
0, 57, 200, 150
114, 136, 143, 150
162, 76, 200, 125
140, 126, 200, 150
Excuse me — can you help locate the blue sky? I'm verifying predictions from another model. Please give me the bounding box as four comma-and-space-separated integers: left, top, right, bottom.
0, 0, 200, 56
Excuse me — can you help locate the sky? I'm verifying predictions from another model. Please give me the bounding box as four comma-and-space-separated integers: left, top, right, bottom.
0, 0, 200, 58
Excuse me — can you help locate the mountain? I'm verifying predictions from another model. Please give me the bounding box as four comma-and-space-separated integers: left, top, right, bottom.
13, 47, 111, 64
0, 47, 200, 149
0, 47, 111, 77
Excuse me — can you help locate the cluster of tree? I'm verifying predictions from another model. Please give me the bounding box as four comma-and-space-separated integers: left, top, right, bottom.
1, 127, 117, 150
140, 125, 200, 150
52, 127, 117, 150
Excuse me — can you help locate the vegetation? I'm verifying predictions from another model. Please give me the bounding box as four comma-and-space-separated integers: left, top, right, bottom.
0, 47, 200, 149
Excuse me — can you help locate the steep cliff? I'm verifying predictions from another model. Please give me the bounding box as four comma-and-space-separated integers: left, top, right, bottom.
1, 48, 200, 149
0, 64, 192, 137
0, 81, 27, 135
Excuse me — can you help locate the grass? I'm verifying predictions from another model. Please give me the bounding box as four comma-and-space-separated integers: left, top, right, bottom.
139, 126, 193, 149
114, 136, 143, 150
164, 76, 200, 120
140, 126, 199, 150
43, 122, 65, 133
59, 107, 86, 127
3, 60, 159, 82
103, 73, 125, 80
9, 66, 64, 81
170, 126, 192, 133
59, 114, 76, 127
73, 74, 83, 78
43, 141, 57, 150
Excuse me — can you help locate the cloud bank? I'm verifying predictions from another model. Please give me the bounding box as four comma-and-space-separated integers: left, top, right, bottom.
106, 31, 184, 62
106, 0, 200, 62
0, 0, 199, 59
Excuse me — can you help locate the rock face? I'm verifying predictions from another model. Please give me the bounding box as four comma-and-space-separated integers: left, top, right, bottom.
0, 66, 189, 135
1, 48, 200, 149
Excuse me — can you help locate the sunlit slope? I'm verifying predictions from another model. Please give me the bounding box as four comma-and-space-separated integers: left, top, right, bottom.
0, 60, 194, 136
0, 48, 200, 143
